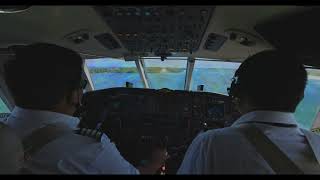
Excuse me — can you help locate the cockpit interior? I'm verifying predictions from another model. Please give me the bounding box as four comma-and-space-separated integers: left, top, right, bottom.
0, 5, 320, 174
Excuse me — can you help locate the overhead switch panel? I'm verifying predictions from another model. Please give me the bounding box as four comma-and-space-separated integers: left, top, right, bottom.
95, 6, 214, 54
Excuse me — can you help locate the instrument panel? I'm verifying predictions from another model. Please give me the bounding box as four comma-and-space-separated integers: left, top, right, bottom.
78, 87, 235, 173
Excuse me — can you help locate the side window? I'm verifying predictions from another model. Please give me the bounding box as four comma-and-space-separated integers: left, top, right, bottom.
0, 90, 10, 123
0, 98, 10, 122
0, 97, 10, 113
295, 68, 320, 130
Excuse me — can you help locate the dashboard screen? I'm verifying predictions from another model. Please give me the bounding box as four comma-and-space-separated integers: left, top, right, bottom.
207, 102, 225, 120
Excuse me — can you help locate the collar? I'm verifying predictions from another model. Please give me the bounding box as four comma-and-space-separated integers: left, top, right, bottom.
7, 106, 80, 137
232, 110, 298, 127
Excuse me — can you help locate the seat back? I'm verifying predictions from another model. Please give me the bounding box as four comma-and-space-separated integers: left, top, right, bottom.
0, 122, 24, 174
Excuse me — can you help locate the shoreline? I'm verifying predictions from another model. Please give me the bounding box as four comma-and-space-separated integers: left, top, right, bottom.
309, 75, 320, 80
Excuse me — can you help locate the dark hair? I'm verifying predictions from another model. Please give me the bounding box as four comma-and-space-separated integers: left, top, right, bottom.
4, 43, 83, 110
229, 50, 307, 112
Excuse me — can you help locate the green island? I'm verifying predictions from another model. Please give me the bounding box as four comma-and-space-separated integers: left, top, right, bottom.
308, 69, 320, 76
89, 67, 185, 74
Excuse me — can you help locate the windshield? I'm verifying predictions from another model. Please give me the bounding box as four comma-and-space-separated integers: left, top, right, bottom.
191, 59, 241, 95
143, 57, 187, 90
85, 58, 143, 90
85, 57, 320, 130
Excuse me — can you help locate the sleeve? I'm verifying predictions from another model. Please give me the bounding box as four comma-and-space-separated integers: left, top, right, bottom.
177, 132, 211, 174
58, 133, 140, 174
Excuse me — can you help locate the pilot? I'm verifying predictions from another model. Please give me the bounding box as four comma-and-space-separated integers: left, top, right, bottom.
3, 43, 165, 174
177, 50, 320, 174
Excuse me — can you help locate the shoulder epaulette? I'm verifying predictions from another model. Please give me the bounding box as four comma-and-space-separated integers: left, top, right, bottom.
311, 127, 320, 134
74, 128, 103, 141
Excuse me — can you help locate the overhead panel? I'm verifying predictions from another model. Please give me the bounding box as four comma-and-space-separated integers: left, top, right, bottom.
94, 6, 215, 57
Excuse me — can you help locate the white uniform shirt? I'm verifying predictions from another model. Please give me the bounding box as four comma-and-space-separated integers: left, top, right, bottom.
178, 111, 320, 174
5, 107, 139, 174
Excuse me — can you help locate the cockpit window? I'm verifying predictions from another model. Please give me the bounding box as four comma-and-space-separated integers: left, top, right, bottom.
191, 59, 241, 95
143, 57, 187, 90
85, 57, 320, 130
85, 58, 143, 90
0, 97, 10, 113
295, 68, 320, 130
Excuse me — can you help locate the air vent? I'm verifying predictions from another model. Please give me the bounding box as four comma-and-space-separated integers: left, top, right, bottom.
64, 30, 90, 44
94, 33, 121, 50
204, 33, 227, 51
225, 29, 262, 47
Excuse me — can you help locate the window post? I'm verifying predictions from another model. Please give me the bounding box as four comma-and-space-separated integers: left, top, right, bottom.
83, 64, 95, 91
184, 57, 195, 91
135, 59, 150, 89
